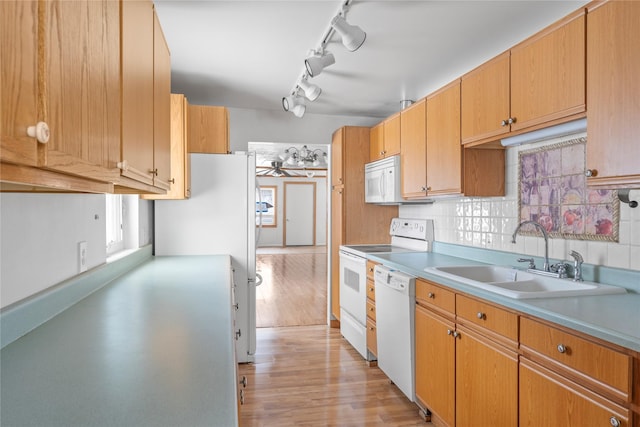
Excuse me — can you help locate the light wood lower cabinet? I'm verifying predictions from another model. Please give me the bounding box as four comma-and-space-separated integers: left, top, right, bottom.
520, 358, 629, 427
366, 260, 378, 358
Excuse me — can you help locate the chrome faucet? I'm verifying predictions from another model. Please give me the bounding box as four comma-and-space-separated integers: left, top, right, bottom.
569, 250, 584, 282
512, 220, 550, 272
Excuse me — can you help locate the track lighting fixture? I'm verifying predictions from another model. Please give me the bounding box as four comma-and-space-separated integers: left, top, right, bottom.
282, 0, 365, 118
304, 50, 335, 78
331, 15, 366, 52
282, 94, 306, 118
298, 78, 322, 101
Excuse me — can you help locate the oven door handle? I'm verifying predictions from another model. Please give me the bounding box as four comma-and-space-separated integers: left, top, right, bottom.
339, 250, 367, 263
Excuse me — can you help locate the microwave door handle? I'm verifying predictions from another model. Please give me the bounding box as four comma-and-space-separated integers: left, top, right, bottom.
379, 173, 385, 198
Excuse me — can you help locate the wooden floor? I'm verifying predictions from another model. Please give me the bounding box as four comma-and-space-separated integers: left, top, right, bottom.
239, 326, 430, 427
256, 247, 327, 328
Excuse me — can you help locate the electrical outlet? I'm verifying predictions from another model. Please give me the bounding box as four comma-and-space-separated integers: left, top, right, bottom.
78, 241, 87, 273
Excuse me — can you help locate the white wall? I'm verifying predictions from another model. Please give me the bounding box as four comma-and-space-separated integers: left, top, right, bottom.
400, 132, 640, 272
227, 107, 378, 152
0, 194, 153, 308
256, 176, 327, 247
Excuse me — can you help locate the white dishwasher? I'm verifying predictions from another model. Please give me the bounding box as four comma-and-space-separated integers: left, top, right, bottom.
374, 264, 416, 402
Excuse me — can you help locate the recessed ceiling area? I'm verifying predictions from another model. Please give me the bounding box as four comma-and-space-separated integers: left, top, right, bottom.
154, 0, 589, 119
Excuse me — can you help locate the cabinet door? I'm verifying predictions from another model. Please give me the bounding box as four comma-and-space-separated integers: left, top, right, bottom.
188, 105, 229, 154
520, 358, 629, 427
586, 0, 640, 188
461, 52, 510, 145
330, 187, 344, 320
382, 113, 400, 158
456, 324, 518, 427
43, 0, 120, 182
369, 122, 384, 162
121, 0, 155, 186
331, 127, 344, 187
0, 0, 39, 167
510, 10, 586, 132
400, 99, 427, 198
152, 9, 171, 191
426, 81, 462, 196
415, 304, 455, 427
142, 94, 190, 200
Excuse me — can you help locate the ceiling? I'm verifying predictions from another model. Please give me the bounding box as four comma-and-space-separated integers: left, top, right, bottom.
153, 0, 589, 120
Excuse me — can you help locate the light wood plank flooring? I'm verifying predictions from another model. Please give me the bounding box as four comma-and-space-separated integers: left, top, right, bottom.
239, 326, 430, 427
256, 247, 327, 328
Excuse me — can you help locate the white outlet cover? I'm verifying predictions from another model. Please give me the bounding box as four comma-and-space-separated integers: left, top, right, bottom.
79, 241, 87, 273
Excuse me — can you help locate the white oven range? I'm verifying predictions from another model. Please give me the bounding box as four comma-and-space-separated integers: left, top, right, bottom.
338, 218, 433, 361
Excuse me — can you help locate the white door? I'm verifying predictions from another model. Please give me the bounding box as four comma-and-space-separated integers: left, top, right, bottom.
284, 182, 316, 246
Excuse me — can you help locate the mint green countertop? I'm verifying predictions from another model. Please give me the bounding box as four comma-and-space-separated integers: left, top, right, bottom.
369, 251, 640, 353
1, 256, 239, 427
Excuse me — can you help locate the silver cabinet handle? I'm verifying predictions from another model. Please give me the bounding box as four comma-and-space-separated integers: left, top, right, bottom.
610, 416, 621, 427
239, 389, 244, 405
585, 169, 597, 177
235, 329, 242, 340
501, 119, 508, 127
477, 312, 485, 320
557, 344, 566, 354
452, 331, 460, 339
239, 376, 247, 388
428, 292, 434, 298
447, 329, 453, 335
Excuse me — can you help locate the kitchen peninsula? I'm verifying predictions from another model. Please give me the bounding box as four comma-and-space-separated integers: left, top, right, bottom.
0, 256, 240, 427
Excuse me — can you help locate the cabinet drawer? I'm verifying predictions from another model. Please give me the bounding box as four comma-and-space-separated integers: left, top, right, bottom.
366, 278, 375, 302
366, 298, 376, 322
366, 260, 378, 281
416, 279, 455, 313
520, 317, 631, 401
456, 294, 518, 341
366, 318, 377, 356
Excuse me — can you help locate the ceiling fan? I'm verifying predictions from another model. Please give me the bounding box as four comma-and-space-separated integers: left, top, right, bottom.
256, 161, 292, 177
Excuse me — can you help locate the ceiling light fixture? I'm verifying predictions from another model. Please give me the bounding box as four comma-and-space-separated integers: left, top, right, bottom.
298, 78, 322, 101
331, 14, 366, 52
282, 94, 306, 118
304, 50, 336, 78
280, 145, 328, 167
282, 0, 365, 118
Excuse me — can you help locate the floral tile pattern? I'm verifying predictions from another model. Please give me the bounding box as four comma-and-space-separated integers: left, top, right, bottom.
518, 137, 619, 241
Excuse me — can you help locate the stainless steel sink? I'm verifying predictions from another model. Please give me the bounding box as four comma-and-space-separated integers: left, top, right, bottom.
424, 265, 626, 299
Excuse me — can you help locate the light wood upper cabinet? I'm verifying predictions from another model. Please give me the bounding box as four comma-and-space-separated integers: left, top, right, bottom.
1, 0, 119, 192
400, 99, 427, 198
142, 94, 191, 200
1, 1, 40, 168
152, 9, 172, 192
426, 81, 462, 196
369, 122, 384, 162
461, 52, 511, 145
120, 0, 155, 189
188, 105, 229, 154
510, 9, 586, 132
461, 9, 586, 146
585, 0, 640, 189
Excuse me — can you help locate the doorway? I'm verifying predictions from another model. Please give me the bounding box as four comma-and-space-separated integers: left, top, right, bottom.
283, 182, 316, 246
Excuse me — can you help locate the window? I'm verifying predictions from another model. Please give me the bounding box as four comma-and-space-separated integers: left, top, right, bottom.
105, 194, 124, 255
257, 186, 277, 227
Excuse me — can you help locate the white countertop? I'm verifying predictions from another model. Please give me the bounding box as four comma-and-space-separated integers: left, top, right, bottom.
1, 256, 239, 427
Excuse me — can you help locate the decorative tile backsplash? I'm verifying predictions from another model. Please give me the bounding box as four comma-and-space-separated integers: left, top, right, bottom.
400, 132, 640, 272
518, 138, 619, 242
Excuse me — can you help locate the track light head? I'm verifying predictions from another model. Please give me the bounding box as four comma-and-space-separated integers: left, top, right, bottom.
304, 51, 335, 78
298, 79, 322, 101
331, 15, 366, 52
282, 94, 306, 118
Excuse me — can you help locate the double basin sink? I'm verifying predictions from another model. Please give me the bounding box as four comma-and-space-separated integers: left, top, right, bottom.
424, 265, 626, 299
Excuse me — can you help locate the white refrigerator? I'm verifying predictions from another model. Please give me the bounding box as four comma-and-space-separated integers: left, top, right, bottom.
154, 152, 257, 363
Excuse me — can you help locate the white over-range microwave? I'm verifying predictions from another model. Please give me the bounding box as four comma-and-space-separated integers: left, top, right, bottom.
365, 155, 433, 204
364, 155, 401, 204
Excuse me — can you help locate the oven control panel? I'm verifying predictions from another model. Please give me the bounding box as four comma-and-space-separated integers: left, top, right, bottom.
389, 218, 434, 241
